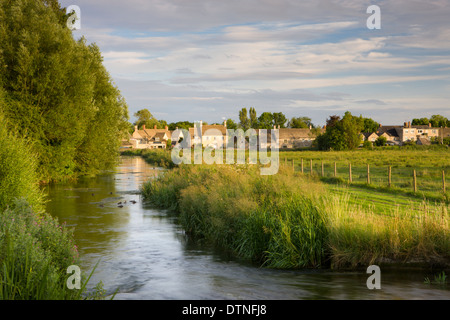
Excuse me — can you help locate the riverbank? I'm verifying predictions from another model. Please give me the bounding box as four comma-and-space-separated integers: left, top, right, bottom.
135, 150, 449, 271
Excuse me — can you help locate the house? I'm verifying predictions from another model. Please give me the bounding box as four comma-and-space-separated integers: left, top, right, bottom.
278, 127, 320, 149
130, 125, 171, 149
376, 125, 402, 145
362, 132, 379, 143
189, 121, 228, 149
399, 122, 440, 144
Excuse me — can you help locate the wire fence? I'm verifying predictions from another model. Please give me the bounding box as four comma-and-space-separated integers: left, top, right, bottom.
286, 157, 448, 195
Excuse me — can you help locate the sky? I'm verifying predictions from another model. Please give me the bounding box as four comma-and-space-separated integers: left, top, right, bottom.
60, 0, 450, 127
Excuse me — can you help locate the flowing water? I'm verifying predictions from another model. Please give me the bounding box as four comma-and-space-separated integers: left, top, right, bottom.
45, 156, 450, 300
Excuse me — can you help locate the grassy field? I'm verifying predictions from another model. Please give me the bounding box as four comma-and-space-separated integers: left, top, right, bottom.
137, 149, 449, 270
278, 148, 450, 204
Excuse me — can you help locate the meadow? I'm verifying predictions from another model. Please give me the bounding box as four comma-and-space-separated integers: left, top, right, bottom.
138, 148, 450, 270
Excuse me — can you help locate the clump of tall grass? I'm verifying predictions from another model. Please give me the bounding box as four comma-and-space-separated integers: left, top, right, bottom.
142, 164, 329, 268
0, 199, 78, 299
326, 193, 449, 268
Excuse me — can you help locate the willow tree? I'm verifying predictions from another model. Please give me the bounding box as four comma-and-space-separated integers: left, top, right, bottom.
0, 0, 129, 181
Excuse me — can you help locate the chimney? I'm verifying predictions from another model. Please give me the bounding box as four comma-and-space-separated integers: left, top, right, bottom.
165, 125, 168, 131
309, 125, 312, 130
143, 124, 146, 130
224, 120, 227, 127
408, 121, 411, 128
134, 125, 138, 132
273, 125, 276, 129
404, 122, 407, 127
428, 123, 432, 128
278, 125, 280, 129
379, 123, 382, 128
154, 124, 157, 129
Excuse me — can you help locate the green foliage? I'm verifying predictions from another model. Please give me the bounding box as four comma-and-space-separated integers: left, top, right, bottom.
168, 121, 194, 131
225, 119, 238, 130
249, 107, 258, 129
0, 0, 129, 182
272, 112, 287, 128
374, 136, 387, 146
362, 117, 380, 133
239, 108, 250, 131
317, 112, 364, 151
0, 200, 78, 299
134, 109, 158, 129
257, 112, 274, 129
0, 112, 44, 213
362, 140, 373, 150
141, 165, 329, 268
288, 116, 314, 129
141, 162, 450, 269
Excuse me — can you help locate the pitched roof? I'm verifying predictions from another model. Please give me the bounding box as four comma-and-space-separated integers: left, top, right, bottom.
201, 124, 227, 135
362, 132, 378, 139
417, 136, 431, 145
278, 128, 319, 140
377, 126, 401, 137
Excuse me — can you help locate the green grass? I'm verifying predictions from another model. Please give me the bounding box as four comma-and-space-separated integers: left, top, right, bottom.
280, 148, 450, 203
140, 161, 450, 269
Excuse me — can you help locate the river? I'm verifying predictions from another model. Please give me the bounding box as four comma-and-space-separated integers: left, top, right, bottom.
45, 156, 450, 300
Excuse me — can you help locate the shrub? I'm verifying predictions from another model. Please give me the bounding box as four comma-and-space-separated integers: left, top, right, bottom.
0, 199, 80, 299
0, 113, 44, 213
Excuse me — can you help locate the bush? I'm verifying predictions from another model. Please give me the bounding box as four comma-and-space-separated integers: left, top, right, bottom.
0, 200, 81, 299
0, 113, 44, 213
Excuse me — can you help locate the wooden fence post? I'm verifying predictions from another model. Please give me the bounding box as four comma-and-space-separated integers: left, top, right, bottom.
367, 164, 370, 184
413, 169, 417, 193
301, 158, 304, 173
310, 159, 313, 176
334, 162, 337, 177
349, 163, 352, 183
388, 166, 392, 188
443, 170, 446, 194
321, 161, 324, 177
292, 159, 295, 172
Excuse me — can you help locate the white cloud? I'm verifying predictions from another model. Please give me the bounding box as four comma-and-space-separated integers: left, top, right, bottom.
60, 0, 450, 125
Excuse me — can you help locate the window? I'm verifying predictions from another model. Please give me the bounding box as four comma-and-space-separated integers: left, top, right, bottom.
404, 130, 408, 134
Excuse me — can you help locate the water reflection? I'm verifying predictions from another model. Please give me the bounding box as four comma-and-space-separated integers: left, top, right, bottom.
45, 157, 450, 300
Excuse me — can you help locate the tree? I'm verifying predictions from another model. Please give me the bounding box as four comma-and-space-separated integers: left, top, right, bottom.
362, 117, 380, 133
0, 0, 129, 181
316, 112, 363, 151
239, 108, 250, 131
273, 112, 287, 128
288, 117, 313, 128
249, 107, 258, 129
429, 114, 449, 127
257, 112, 274, 129
412, 118, 429, 126
134, 109, 158, 129
168, 121, 194, 130
226, 119, 238, 130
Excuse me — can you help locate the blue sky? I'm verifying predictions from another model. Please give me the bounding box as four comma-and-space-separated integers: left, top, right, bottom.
61, 0, 450, 126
